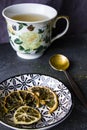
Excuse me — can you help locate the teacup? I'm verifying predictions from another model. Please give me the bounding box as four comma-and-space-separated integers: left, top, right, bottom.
2, 3, 69, 59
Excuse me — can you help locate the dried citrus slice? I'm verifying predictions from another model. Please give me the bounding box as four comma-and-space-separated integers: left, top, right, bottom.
14, 106, 41, 125
18, 90, 39, 107
4, 90, 39, 112
29, 86, 59, 113
4, 91, 23, 111
0, 98, 8, 118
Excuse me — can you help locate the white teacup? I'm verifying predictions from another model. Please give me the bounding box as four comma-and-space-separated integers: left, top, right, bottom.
2, 3, 69, 59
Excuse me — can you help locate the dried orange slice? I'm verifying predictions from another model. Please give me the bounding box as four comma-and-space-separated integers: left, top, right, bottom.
29, 86, 58, 113
13, 106, 41, 125
4, 90, 39, 112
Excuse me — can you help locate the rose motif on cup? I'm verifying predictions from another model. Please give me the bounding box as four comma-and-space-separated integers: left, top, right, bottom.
19, 32, 41, 50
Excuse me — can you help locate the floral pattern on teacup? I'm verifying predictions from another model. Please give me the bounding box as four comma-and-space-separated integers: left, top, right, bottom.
19, 32, 41, 50
7, 22, 51, 54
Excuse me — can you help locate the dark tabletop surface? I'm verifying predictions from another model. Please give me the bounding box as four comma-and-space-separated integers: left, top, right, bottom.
0, 34, 87, 130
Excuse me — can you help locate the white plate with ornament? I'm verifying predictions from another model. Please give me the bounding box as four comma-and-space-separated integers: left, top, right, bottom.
0, 73, 73, 130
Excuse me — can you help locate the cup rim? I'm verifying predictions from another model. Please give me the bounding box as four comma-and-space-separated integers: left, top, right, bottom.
2, 3, 58, 23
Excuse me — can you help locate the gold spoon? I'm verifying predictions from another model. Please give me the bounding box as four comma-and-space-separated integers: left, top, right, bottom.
49, 54, 87, 109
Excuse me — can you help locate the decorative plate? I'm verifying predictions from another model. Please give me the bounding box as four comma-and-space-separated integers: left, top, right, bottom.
0, 73, 73, 130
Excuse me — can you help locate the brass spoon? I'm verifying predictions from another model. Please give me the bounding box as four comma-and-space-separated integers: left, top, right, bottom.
49, 54, 87, 108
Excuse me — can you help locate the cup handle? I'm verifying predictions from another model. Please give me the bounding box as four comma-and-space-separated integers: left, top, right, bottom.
51, 16, 69, 43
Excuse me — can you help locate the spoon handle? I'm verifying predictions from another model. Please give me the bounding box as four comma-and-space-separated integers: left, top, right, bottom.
64, 70, 87, 109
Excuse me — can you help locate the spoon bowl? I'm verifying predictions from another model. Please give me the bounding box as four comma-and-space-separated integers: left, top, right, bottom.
49, 54, 70, 71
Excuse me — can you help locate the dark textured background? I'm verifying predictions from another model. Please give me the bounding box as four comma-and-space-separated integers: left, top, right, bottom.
1, 0, 87, 43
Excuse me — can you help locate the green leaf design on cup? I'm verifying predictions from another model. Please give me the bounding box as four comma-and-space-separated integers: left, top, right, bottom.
35, 46, 47, 53
38, 29, 44, 34
44, 36, 50, 43
18, 23, 27, 30
19, 24, 23, 30
14, 38, 23, 44
19, 46, 25, 51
